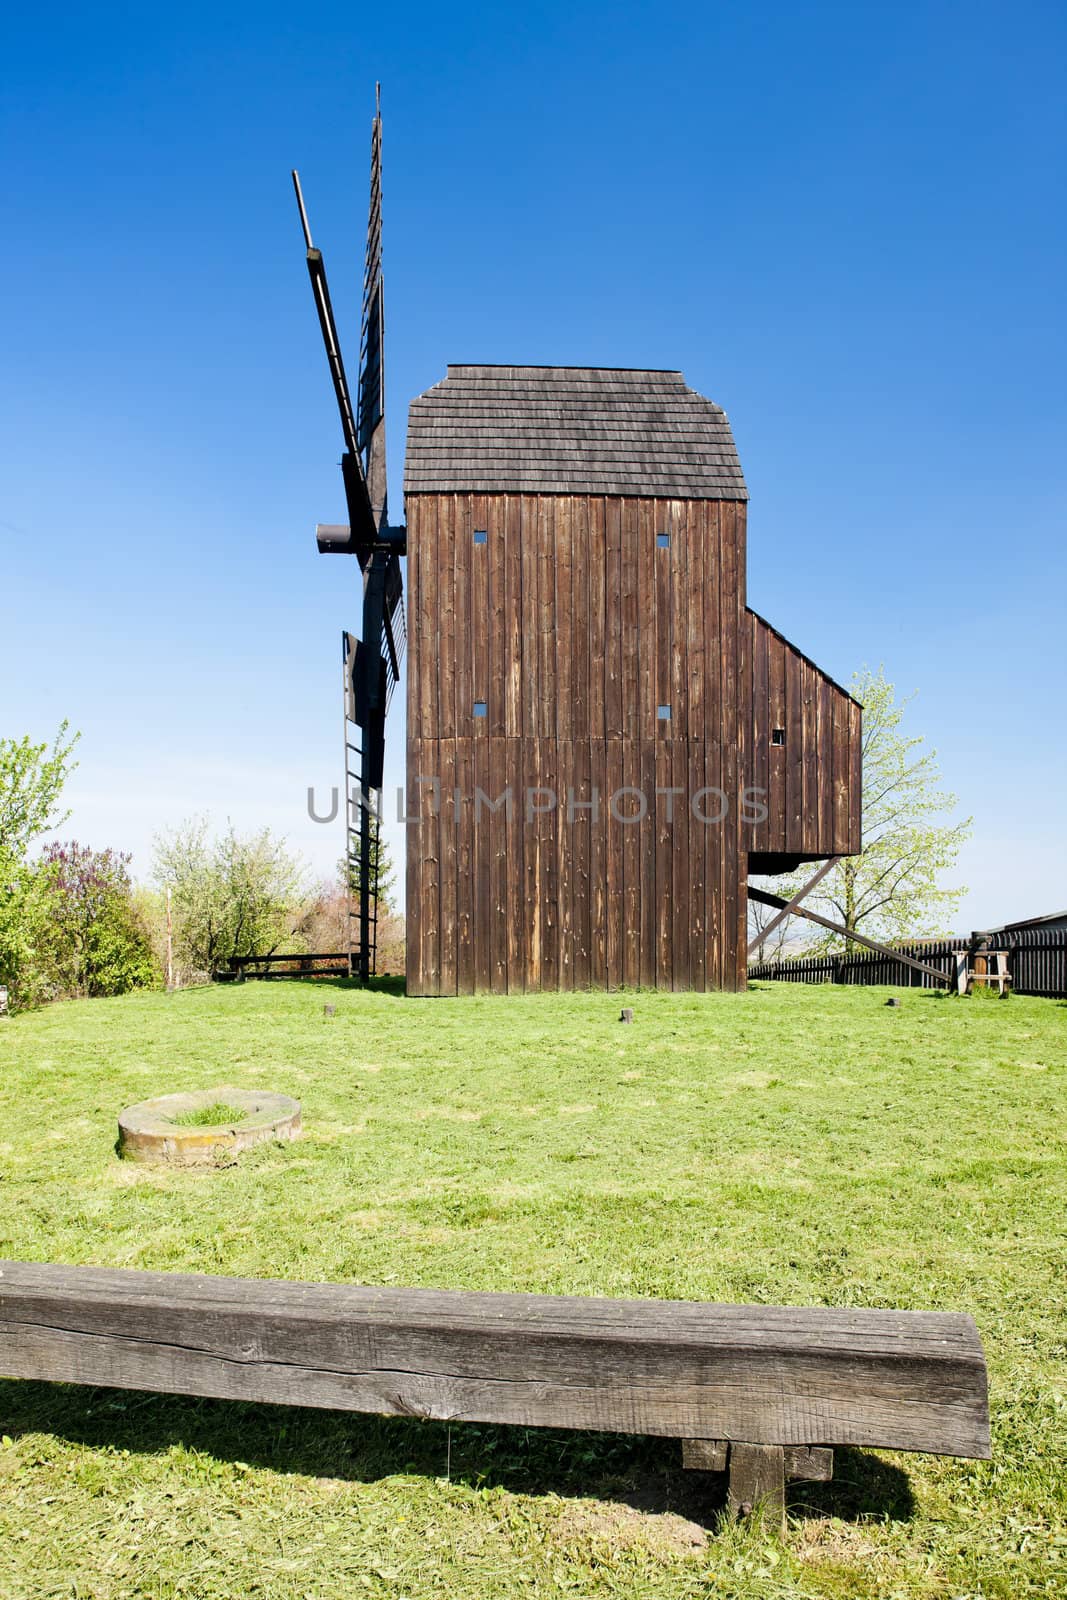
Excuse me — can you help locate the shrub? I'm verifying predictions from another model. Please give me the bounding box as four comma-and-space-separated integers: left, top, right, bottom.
37, 842, 161, 999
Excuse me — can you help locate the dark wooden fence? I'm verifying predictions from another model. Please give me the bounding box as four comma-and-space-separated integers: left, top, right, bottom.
1002, 929, 1067, 998
749, 932, 1066, 998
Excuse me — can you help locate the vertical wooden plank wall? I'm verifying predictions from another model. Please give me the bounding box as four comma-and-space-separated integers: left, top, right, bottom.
407, 493, 750, 994
743, 611, 863, 861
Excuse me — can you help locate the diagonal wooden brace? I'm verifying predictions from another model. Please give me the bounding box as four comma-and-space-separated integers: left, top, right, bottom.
746, 886, 954, 987
747, 858, 840, 959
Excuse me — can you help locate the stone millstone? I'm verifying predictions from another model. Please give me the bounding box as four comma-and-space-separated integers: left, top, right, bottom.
118, 1086, 301, 1166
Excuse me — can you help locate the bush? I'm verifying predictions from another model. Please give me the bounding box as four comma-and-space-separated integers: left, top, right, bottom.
0, 861, 56, 1010
37, 842, 161, 999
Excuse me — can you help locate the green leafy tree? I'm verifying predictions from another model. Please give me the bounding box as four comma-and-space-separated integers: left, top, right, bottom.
767, 666, 971, 954
0, 722, 80, 1008
0, 722, 79, 860
153, 819, 311, 977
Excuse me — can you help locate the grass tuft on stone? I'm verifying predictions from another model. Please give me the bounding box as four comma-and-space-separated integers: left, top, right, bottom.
169, 1100, 249, 1127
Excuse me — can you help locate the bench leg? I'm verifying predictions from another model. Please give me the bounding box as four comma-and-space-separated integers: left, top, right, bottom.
682, 1439, 833, 1534
727, 1443, 786, 1530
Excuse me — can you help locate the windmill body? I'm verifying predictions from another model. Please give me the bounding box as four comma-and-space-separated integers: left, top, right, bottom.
403, 368, 861, 994
297, 99, 862, 990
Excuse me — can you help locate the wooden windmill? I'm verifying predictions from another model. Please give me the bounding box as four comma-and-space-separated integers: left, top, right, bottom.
297, 94, 882, 994
402, 369, 867, 995
292, 86, 405, 980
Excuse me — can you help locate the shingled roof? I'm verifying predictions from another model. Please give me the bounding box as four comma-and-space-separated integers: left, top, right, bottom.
403, 365, 747, 500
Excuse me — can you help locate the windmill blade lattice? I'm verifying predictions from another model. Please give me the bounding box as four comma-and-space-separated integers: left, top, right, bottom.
294, 86, 406, 981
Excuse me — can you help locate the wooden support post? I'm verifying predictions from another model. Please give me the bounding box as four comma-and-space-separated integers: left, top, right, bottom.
683, 1437, 833, 1535
727, 1443, 786, 1529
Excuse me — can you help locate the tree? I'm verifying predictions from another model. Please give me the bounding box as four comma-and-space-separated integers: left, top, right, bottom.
768, 666, 971, 954
37, 841, 159, 998
747, 893, 799, 966
0, 722, 80, 860
342, 809, 397, 914
153, 819, 311, 977
0, 722, 80, 1009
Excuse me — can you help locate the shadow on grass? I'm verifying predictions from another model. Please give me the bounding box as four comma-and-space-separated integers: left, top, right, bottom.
788, 1447, 915, 1521
0, 1381, 914, 1527
221, 975, 408, 998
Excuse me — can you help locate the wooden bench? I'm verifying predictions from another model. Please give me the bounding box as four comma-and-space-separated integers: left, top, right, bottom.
0, 1262, 990, 1530
222, 953, 352, 982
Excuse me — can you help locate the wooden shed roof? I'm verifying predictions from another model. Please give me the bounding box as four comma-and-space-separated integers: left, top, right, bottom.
404, 365, 748, 500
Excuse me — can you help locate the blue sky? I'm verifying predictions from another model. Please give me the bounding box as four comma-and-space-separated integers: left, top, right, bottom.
2, 0, 1064, 931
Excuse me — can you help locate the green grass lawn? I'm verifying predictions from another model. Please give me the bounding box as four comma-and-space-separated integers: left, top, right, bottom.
0, 979, 1063, 1599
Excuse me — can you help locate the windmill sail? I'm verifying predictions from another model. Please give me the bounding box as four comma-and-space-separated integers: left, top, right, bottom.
296, 88, 405, 982
358, 89, 404, 698
292, 170, 378, 564
358, 87, 387, 523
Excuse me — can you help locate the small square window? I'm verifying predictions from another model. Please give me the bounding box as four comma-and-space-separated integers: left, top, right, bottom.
657, 704, 671, 720
473, 529, 488, 545
772, 727, 785, 746
473, 700, 488, 717
656, 532, 670, 548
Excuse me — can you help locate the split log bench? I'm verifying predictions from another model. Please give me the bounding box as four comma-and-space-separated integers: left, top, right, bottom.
0, 1262, 990, 1531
